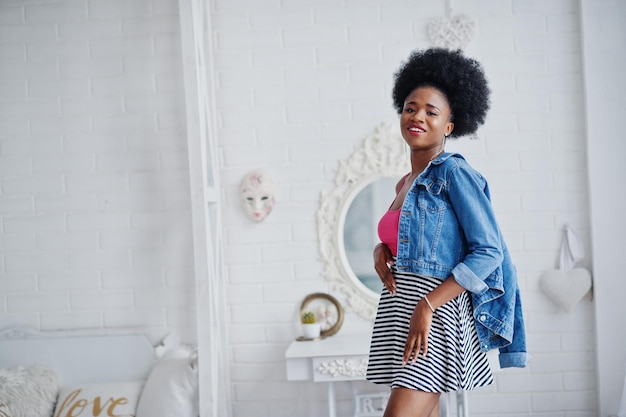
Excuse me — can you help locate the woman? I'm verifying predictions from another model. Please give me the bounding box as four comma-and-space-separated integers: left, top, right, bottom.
366, 48, 527, 417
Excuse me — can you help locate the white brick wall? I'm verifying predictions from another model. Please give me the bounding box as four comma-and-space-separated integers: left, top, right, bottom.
0, 0, 195, 343
0, 0, 601, 416
213, 0, 597, 416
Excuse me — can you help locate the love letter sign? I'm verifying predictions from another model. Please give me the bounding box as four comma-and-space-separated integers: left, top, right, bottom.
53, 382, 142, 417
54, 389, 131, 417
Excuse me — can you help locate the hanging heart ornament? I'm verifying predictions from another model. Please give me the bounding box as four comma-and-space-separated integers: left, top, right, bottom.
539, 224, 593, 312
428, 14, 475, 50
539, 268, 592, 313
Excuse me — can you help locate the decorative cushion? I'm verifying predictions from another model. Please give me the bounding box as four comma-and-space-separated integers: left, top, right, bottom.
0, 364, 59, 417
135, 348, 199, 417
53, 381, 143, 417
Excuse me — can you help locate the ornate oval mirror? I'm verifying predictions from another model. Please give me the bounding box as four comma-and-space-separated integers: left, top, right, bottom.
317, 123, 410, 320
343, 177, 397, 294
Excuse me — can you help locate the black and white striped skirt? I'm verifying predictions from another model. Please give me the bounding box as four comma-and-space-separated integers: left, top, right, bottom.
366, 265, 493, 392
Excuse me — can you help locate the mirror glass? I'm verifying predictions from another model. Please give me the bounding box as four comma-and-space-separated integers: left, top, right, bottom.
317, 122, 409, 320
343, 178, 398, 294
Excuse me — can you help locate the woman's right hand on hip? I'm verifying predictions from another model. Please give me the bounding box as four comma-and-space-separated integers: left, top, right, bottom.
373, 243, 396, 295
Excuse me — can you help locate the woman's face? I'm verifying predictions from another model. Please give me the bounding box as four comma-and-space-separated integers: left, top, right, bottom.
400, 86, 454, 152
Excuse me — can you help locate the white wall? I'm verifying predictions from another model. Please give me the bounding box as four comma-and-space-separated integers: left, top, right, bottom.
213, 0, 597, 416
580, 0, 626, 416
0, 0, 196, 343
0, 0, 608, 416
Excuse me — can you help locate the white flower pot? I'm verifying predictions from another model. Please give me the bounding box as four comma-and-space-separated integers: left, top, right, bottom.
301, 323, 321, 339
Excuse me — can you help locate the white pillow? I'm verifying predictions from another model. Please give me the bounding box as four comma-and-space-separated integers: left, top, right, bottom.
54, 381, 143, 417
135, 349, 199, 417
0, 364, 59, 417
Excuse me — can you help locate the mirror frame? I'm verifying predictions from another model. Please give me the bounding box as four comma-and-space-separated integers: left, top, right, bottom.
317, 122, 410, 321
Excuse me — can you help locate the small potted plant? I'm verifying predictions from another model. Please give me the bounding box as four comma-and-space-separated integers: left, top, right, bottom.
300, 311, 321, 339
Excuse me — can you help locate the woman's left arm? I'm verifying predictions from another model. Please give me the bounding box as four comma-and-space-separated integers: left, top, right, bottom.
447, 163, 504, 294
403, 276, 464, 364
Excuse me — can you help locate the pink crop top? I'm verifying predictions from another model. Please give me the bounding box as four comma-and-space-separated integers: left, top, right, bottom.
377, 174, 410, 256
378, 209, 400, 256
377, 173, 412, 256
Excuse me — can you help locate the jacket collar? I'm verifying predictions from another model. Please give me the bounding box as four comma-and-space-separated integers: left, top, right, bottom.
430, 151, 464, 165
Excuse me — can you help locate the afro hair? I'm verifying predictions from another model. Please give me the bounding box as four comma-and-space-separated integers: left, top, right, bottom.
392, 48, 490, 138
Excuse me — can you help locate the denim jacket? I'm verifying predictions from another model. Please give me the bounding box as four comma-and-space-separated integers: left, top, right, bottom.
395, 152, 528, 368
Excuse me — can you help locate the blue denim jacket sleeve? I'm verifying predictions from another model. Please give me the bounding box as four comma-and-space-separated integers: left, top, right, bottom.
498, 283, 528, 368
446, 161, 503, 293
444, 156, 528, 368
471, 249, 529, 368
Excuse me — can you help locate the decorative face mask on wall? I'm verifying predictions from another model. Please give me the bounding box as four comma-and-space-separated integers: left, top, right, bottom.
240, 169, 275, 222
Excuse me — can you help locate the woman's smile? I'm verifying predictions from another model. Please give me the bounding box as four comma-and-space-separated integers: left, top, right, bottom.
406, 125, 426, 136
400, 85, 453, 151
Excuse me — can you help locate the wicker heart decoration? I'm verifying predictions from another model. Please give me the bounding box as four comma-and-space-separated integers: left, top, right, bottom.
428, 14, 475, 50
539, 268, 592, 313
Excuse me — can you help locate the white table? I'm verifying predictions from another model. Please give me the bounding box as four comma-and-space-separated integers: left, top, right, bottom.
285, 331, 371, 417
285, 330, 469, 417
